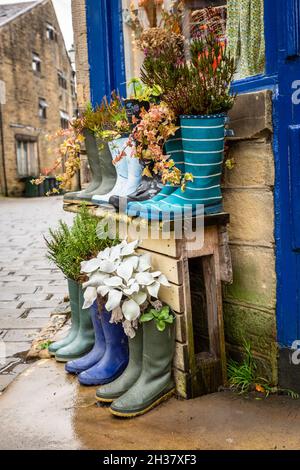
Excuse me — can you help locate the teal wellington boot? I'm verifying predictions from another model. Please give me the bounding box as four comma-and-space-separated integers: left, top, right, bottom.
110, 319, 176, 418
55, 285, 95, 363
48, 279, 80, 357
96, 326, 143, 403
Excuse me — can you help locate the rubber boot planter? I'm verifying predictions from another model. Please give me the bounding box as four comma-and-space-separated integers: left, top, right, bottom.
78, 309, 129, 386
55, 285, 95, 363
127, 128, 184, 215
110, 318, 175, 418
65, 302, 106, 374
96, 325, 143, 403
109, 176, 162, 211
64, 131, 116, 202
48, 279, 80, 357
132, 114, 225, 220
92, 137, 142, 205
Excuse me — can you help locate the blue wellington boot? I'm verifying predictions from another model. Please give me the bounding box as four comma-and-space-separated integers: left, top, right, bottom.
127, 129, 184, 216
65, 302, 106, 374
78, 310, 128, 386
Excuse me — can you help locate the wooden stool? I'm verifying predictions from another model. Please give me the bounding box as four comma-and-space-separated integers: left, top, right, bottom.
64, 203, 231, 399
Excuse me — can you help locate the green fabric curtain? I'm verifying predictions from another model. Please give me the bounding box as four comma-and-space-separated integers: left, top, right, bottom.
226, 0, 265, 79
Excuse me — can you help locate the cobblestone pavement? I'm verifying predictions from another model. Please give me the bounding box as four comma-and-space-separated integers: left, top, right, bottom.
0, 196, 74, 392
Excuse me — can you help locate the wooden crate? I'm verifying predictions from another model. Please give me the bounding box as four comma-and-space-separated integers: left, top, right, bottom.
64, 202, 231, 399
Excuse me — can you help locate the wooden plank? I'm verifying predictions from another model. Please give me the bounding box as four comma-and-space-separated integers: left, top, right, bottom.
202, 255, 221, 359
218, 225, 233, 284
175, 312, 187, 344
174, 342, 189, 372
159, 284, 184, 313
137, 249, 183, 285
137, 235, 181, 258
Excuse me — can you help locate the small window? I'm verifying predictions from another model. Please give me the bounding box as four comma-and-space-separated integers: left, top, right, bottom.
32, 53, 41, 73
60, 110, 69, 129
58, 70, 67, 90
70, 79, 76, 99
39, 98, 48, 119
16, 138, 39, 177
46, 23, 56, 41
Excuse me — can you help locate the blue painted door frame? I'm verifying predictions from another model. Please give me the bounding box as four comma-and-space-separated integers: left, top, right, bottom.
85, 0, 126, 107
84, 0, 300, 347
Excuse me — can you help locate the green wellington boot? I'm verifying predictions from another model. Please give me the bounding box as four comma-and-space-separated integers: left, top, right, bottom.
48, 279, 80, 357
110, 319, 176, 418
64, 131, 116, 202
55, 285, 95, 363
96, 326, 143, 403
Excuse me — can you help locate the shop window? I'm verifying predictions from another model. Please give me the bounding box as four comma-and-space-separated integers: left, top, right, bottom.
32, 53, 41, 74
46, 23, 57, 41
183, 0, 265, 80
39, 98, 48, 119
60, 110, 69, 129
58, 70, 67, 90
16, 137, 39, 178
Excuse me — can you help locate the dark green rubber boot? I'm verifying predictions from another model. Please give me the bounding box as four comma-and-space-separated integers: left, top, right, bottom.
55, 285, 95, 363
64, 132, 116, 202
110, 319, 176, 418
48, 279, 80, 357
96, 326, 143, 403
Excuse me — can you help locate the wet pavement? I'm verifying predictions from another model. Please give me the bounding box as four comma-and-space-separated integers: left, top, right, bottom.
1, 358, 300, 450
0, 197, 73, 391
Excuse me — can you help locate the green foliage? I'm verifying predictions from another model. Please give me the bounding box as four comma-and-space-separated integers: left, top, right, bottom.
38, 340, 53, 351
127, 78, 162, 102
72, 92, 130, 139
142, 33, 236, 116
227, 341, 257, 394
45, 205, 118, 281
228, 340, 299, 399
140, 305, 174, 332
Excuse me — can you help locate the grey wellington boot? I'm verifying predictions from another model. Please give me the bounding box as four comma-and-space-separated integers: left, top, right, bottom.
64, 132, 116, 202
96, 326, 143, 403
110, 319, 176, 418
48, 279, 80, 356
55, 285, 95, 362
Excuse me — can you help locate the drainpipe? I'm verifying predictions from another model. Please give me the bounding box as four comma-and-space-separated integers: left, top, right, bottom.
0, 102, 8, 196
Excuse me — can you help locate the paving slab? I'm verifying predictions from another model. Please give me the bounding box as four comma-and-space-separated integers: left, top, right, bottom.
3, 329, 42, 342
0, 318, 49, 329
0, 359, 300, 450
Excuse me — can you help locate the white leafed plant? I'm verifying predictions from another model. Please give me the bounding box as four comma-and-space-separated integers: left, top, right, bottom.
81, 240, 170, 337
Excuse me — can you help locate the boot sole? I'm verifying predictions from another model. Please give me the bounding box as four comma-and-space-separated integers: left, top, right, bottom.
95, 395, 115, 404
110, 388, 175, 418
55, 356, 79, 363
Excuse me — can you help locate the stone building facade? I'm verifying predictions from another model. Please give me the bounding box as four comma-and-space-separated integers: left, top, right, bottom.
0, 0, 76, 196
70, 1, 280, 384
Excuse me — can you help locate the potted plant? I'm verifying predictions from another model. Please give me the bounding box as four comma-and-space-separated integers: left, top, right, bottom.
81, 239, 176, 416
46, 205, 118, 363
32, 93, 131, 202
135, 29, 236, 218
124, 78, 161, 124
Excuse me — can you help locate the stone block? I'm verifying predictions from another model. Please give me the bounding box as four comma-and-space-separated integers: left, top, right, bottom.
224, 141, 274, 188
3, 329, 40, 342
223, 189, 274, 246
224, 302, 277, 358
224, 245, 276, 309
228, 90, 273, 139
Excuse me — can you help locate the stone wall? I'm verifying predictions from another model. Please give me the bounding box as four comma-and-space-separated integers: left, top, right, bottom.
71, 0, 90, 109
224, 90, 277, 383
0, 0, 75, 196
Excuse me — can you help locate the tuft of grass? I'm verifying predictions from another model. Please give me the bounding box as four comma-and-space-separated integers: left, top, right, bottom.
227, 340, 299, 399
227, 340, 256, 395
38, 340, 53, 351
